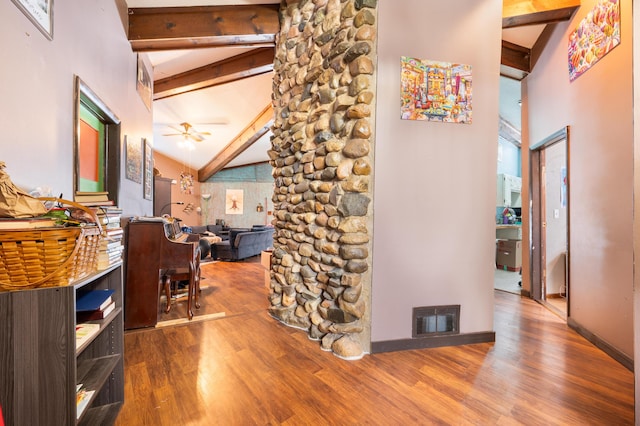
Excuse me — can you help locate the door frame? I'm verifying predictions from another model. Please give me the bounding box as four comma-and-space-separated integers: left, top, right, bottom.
529, 126, 570, 315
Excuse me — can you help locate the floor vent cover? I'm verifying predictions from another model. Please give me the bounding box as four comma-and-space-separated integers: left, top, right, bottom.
412, 305, 460, 338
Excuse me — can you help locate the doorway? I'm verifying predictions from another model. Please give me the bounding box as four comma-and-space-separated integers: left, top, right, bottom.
530, 127, 569, 318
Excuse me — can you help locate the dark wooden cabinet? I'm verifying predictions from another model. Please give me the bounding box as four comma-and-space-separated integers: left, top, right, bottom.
0, 264, 124, 426
153, 176, 172, 216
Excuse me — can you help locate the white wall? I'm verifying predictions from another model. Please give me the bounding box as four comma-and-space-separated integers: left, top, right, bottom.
0, 0, 153, 217
372, 0, 502, 341
544, 140, 567, 296
526, 0, 633, 357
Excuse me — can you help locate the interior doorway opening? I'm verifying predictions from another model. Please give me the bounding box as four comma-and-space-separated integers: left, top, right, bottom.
530, 126, 570, 319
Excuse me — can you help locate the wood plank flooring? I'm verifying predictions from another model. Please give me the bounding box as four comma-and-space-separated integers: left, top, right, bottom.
116, 257, 634, 425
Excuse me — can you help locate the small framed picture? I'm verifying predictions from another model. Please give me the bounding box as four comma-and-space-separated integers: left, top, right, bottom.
136, 54, 153, 111
11, 0, 53, 40
125, 136, 142, 184
143, 139, 153, 200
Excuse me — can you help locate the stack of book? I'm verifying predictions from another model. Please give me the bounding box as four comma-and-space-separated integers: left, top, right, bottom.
92, 206, 124, 269
76, 288, 116, 323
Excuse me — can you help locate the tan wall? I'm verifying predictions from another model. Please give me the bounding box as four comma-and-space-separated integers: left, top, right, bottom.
153, 152, 201, 225
371, 0, 502, 340
0, 0, 153, 217
525, 0, 633, 357
634, 0, 640, 413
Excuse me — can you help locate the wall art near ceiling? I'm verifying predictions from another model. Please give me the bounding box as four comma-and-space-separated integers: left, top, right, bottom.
568, 0, 620, 82
136, 54, 153, 111
143, 139, 153, 200
125, 136, 142, 184
180, 171, 194, 194
11, 0, 53, 40
401, 56, 472, 124
225, 189, 243, 215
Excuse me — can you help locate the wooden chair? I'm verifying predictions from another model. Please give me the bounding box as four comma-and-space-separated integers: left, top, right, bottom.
160, 245, 201, 320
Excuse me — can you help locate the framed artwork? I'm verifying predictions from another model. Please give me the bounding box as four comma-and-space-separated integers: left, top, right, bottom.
180, 172, 194, 194
11, 0, 53, 40
225, 189, 243, 215
568, 0, 620, 81
400, 56, 472, 124
136, 54, 153, 111
125, 136, 142, 184
74, 76, 121, 201
143, 139, 153, 200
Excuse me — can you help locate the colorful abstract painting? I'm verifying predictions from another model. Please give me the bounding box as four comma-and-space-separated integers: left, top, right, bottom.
568, 0, 620, 82
401, 56, 472, 124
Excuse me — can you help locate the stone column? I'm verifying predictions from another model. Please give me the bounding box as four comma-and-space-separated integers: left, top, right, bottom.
268, 0, 377, 359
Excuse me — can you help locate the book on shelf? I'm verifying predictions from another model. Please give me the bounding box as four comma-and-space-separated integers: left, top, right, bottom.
76, 387, 95, 420
104, 221, 121, 229
0, 217, 57, 230
104, 227, 124, 237
76, 199, 115, 207
91, 205, 122, 213
76, 300, 116, 322
97, 247, 124, 269
98, 249, 123, 262
75, 192, 110, 203
76, 191, 109, 196
98, 246, 124, 259
76, 289, 115, 312
100, 215, 121, 225
99, 239, 123, 251
75, 323, 100, 349
102, 237, 123, 248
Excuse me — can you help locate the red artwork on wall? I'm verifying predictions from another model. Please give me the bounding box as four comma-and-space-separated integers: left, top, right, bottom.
79, 119, 99, 182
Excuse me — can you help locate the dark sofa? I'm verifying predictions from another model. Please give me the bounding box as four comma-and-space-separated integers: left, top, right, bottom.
187, 224, 229, 240
212, 227, 274, 261
182, 224, 230, 259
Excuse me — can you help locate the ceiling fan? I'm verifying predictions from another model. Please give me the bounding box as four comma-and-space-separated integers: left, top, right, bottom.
163, 122, 211, 142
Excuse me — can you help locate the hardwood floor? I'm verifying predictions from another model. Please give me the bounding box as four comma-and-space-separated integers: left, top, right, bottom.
116, 257, 634, 425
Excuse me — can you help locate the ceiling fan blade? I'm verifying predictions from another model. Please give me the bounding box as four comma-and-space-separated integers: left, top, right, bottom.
189, 133, 205, 142
162, 132, 184, 137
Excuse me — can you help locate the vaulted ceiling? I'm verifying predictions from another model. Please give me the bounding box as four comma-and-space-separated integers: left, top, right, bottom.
123, 0, 580, 180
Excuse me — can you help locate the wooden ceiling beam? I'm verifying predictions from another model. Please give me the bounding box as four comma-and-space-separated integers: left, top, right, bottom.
499, 115, 521, 147
502, 0, 580, 28
128, 5, 280, 51
501, 40, 531, 73
198, 104, 274, 182
154, 48, 275, 100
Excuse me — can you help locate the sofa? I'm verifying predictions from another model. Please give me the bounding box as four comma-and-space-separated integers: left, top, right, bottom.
211, 226, 274, 261
187, 224, 230, 240
182, 224, 230, 259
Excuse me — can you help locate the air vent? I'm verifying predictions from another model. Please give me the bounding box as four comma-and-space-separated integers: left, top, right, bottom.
412, 305, 460, 338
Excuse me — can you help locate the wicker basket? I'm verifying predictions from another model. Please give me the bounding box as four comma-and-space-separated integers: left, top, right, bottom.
0, 198, 102, 291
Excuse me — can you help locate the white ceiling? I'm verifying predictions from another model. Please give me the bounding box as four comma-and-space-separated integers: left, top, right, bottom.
127, 1, 539, 173
126, 0, 279, 171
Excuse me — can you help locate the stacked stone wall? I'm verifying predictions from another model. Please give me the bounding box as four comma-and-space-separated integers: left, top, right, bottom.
268, 0, 377, 359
